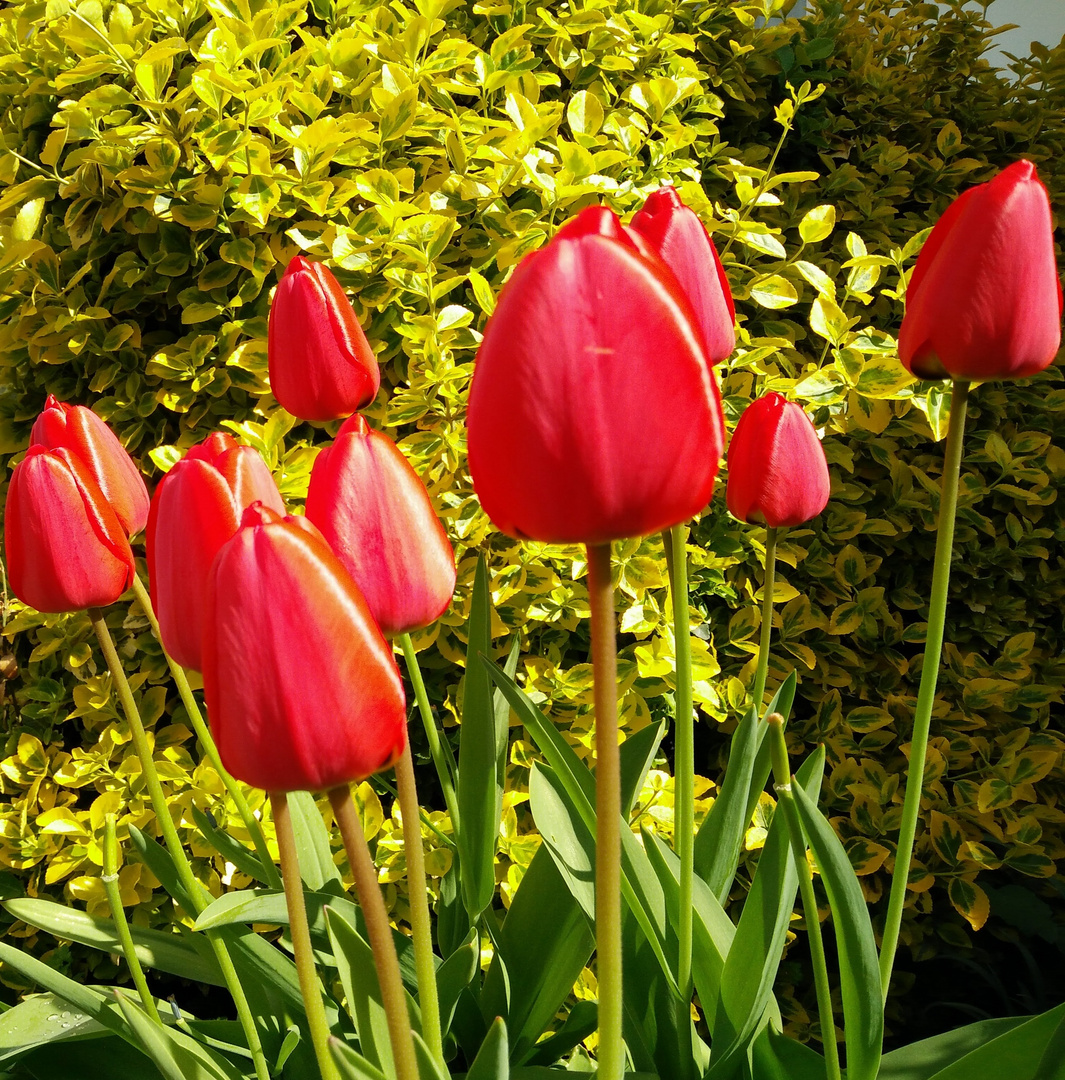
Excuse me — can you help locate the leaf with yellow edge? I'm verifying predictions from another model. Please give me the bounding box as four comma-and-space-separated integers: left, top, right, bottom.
948, 878, 989, 931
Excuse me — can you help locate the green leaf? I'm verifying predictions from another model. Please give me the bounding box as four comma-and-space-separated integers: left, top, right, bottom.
748, 1024, 828, 1080
287, 790, 343, 893
127, 825, 210, 917
750, 274, 799, 309
521, 1000, 597, 1066
413, 1030, 449, 1080
798, 204, 836, 244
466, 1016, 509, 1080
436, 929, 478, 1037
878, 1016, 1031, 1080
0, 993, 106, 1059
191, 806, 275, 886
328, 1037, 388, 1080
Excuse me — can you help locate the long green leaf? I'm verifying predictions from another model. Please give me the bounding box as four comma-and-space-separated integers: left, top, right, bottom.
328, 1036, 388, 1080
128, 824, 210, 916
466, 1016, 509, 1080
191, 805, 274, 885
18, 1035, 161, 1080
436, 929, 478, 1037
877, 1016, 1032, 1080
0, 993, 105, 1060
521, 1000, 597, 1067
287, 789, 343, 893
748, 1023, 828, 1080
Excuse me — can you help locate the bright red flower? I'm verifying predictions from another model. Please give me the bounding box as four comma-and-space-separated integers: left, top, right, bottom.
267, 256, 381, 421
726, 393, 830, 528
467, 205, 725, 544
305, 416, 456, 637
4, 446, 135, 612
202, 504, 407, 792
30, 395, 150, 536
899, 160, 1062, 381
628, 186, 736, 364
146, 433, 285, 671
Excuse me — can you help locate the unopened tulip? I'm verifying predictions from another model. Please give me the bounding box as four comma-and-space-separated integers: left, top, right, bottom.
146, 434, 284, 671
305, 416, 455, 636
4, 446, 135, 612
267, 256, 381, 421
468, 204, 725, 544
30, 395, 150, 536
899, 159, 1062, 381
628, 187, 736, 364
202, 504, 407, 792
726, 393, 830, 527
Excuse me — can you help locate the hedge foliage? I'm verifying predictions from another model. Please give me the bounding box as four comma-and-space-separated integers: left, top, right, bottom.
0, 0, 1063, 1035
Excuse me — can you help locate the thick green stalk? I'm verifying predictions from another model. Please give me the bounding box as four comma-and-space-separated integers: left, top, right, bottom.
272, 792, 341, 1080
879, 379, 971, 998
751, 526, 778, 712
89, 609, 271, 1080
767, 716, 841, 1080
102, 813, 160, 1024
586, 543, 623, 1080
130, 574, 280, 889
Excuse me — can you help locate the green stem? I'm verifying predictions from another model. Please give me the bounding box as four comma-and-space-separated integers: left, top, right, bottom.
586, 543, 623, 1080
767, 716, 841, 1080
131, 574, 280, 889
752, 526, 779, 713
330, 787, 421, 1080
272, 792, 341, 1080
394, 745, 444, 1066
89, 609, 271, 1080
719, 120, 792, 260
102, 813, 160, 1024
879, 378, 971, 999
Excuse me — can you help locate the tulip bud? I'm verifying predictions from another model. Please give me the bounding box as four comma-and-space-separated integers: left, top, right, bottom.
899, 159, 1062, 381
267, 256, 381, 421
30, 395, 150, 536
146, 434, 285, 671
726, 393, 830, 528
468, 204, 725, 544
306, 416, 456, 637
202, 504, 407, 792
628, 187, 736, 365
4, 446, 136, 612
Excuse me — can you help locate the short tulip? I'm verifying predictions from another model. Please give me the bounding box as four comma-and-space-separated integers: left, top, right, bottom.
30, 395, 150, 536
305, 416, 456, 637
146, 433, 285, 671
628, 186, 736, 364
468, 204, 725, 544
202, 504, 407, 792
267, 256, 381, 421
5, 446, 135, 612
726, 393, 830, 528
899, 159, 1062, 381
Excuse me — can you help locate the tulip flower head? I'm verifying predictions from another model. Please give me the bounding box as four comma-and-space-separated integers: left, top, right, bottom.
899, 159, 1062, 381
202, 504, 407, 792
628, 186, 736, 365
30, 395, 150, 536
468, 204, 725, 544
5, 445, 136, 612
306, 416, 456, 637
146, 433, 285, 671
267, 256, 381, 421
726, 393, 831, 528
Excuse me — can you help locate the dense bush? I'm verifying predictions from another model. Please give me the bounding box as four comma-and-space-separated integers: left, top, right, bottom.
0, 0, 1063, 1039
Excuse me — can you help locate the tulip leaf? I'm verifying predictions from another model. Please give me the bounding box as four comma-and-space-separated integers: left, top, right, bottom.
0, 993, 106, 1059
127, 825, 211, 917
286, 790, 344, 893
748, 1024, 829, 1080
876, 1016, 1034, 1080
329, 1037, 389, 1080
435, 929, 478, 1038
190, 805, 274, 886
466, 1016, 509, 1080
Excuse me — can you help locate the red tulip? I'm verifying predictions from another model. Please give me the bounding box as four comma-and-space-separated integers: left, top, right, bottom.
305, 416, 456, 637
899, 159, 1062, 381
267, 256, 381, 421
146, 433, 285, 671
30, 395, 150, 536
4, 446, 135, 612
726, 393, 830, 527
628, 187, 736, 364
468, 205, 725, 544
202, 504, 407, 792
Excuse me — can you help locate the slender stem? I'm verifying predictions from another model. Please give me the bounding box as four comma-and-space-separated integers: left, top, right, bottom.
879, 378, 971, 999
752, 526, 779, 712
102, 813, 160, 1024
330, 786, 421, 1080
394, 745, 444, 1066
130, 575, 280, 889
399, 633, 460, 831
89, 609, 271, 1080
719, 120, 793, 260
586, 543, 623, 1080
272, 793, 341, 1080
767, 716, 842, 1080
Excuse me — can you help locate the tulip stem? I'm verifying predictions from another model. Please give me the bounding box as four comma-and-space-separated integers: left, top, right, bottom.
879, 378, 970, 999
130, 574, 280, 890
752, 526, 778, 713
88, 608, 271, 1080
394, 745, 445, 1067
767, 716, 842, 1080
329, 786, 421, 1080
586, 543, 624, 1080
271, 792, 342, 1080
